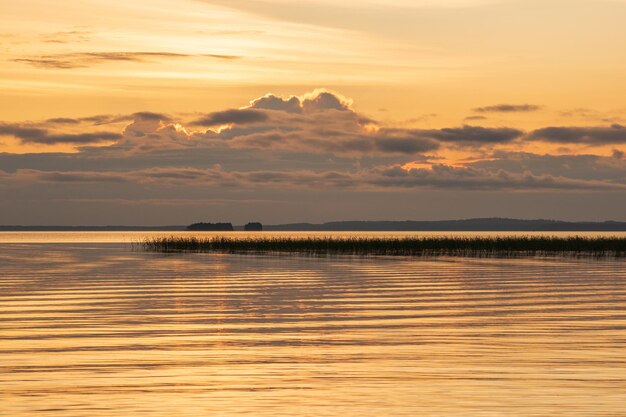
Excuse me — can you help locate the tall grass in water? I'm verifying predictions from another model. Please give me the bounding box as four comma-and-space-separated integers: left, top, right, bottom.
141, 236, 626, 257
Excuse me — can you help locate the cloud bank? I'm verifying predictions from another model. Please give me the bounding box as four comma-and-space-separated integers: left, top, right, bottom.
1, 89, 625, 226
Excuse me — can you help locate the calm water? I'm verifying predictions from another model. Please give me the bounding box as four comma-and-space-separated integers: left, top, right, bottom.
1, 233, 626, 416
2, 230, 626, 243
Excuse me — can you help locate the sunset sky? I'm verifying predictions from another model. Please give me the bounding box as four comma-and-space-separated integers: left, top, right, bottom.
1, 0, 626, 224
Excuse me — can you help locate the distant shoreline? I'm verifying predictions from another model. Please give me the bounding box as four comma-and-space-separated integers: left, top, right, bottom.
3, 218, 626, 232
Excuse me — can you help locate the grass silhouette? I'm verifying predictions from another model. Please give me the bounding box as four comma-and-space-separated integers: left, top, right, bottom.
141, 235, 626, 257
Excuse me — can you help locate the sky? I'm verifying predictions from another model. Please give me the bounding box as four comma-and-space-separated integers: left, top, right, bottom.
1, 0, 626, 225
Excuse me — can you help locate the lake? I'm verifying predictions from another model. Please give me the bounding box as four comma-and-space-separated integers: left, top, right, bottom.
1, 232, 626, 416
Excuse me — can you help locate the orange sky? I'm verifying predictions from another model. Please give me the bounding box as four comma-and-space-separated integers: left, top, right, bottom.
2, 0, 626, 124
1, 0, 625, 223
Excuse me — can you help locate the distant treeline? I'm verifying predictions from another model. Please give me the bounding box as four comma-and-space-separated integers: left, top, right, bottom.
3, 218, 626, 232
142, 235, 626, 257
263, 218, 626, 231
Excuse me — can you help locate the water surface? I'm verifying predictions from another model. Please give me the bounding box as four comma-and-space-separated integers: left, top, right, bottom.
1, 236, 625, 416
2, 230, 626, 243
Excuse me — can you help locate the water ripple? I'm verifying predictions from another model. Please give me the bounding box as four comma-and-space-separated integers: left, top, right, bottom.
1, 243, 626, 416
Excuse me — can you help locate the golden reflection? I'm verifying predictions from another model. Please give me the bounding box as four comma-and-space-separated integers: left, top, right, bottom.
1, 240, 626, 416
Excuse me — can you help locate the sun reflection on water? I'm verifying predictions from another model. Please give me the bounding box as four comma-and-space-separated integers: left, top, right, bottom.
1, 241, 625, 416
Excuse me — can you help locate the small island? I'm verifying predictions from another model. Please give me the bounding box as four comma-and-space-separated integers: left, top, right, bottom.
186, 222, 234, 231
244, 222, 263, 231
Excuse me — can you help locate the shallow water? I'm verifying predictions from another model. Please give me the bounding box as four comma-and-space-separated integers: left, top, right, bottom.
1, 239, 626, 416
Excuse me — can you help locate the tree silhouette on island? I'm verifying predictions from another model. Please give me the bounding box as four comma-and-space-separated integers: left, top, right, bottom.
185, 222, 264, 231
186, 222, 234, 231
244, 222, 263, 231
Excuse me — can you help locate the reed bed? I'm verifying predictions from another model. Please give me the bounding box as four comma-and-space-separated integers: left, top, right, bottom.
141, 235, 626, 257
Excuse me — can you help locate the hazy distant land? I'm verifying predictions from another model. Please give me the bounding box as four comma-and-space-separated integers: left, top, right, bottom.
2, 218, 626, 231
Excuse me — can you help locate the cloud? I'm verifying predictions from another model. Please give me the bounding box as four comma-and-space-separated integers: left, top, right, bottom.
201, 54, 241, 60
41, 30, 91, 44
558, 108, 624, 124
192, 93, 518, 154
0, 123, 121, 144
0, 91, 526, 157
529, 124, 626, 145
49, 197, 271, 206
248, 89, 352, 114
371, 164, 624, 191
464, 115, 487, 121
301, 90, 352, 112
249, 94, 303, 113
2, 90, 625, 197
4, 163, 623, 191
473, 104, 541, 113
193, 109, 270, 126
39, 172, 129, 183
469, 151, 626, 183
373, 135, 439, 154
178, 90, 433, 156
44, 112, 171, 126
14, 52, 240, 69
424, 125, 523, 145
45, 118, 82, 125
128, 112, 172, 122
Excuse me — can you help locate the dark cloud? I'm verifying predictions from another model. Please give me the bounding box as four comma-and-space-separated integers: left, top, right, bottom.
529, 124, 626, 145
36, 171, 129, 183
45, 118, 81, 125
426, 125, 524, 145
197, 102, 438, 156
0, 92, 523, 157
4, 89, 626, 224
473, 104, 542, 113
5, 164, 623, 191
14, 52, 240, 69
464, 115, 487, 121
302, 91, 351, 112
248, 90, 351, 114
193, 109, 269, 126
44, 112, 171, 127
374, 138, 437, 154
201, 54, 241, 60
3, 90, 625, 197
371, 164, 623, 191
44, 115, 118, 126
33, 132, 122, 145
0, 123, 121, 144
469, 151, 626, 183
191, 95, 516, 155
225, 129, 376, 155
128, 112, 172, 122
373, 135, 439, 154
249, 94, 303, 113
